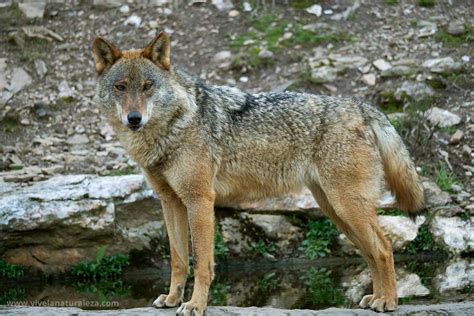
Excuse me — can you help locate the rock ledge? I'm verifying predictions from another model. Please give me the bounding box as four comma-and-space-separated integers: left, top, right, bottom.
1, 302, 474, 315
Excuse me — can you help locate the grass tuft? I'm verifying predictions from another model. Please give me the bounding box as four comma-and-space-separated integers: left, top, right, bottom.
435, 164, 461, 193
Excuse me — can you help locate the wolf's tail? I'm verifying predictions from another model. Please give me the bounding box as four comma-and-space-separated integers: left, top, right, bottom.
372, 120, 424, 218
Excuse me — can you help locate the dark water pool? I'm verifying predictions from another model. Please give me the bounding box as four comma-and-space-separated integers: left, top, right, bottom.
1, 255, 472, 310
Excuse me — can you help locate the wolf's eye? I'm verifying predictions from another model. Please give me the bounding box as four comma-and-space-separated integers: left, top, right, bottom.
115, 84, 126, 91
144, 82, 153, 91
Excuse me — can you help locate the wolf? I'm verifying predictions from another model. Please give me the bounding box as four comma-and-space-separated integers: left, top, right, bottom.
92, 32, 424, 315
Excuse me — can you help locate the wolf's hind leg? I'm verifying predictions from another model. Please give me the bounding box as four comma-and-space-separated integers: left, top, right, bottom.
308, 183, 383, 308
314, 180, 397, 312
144, 173, 189, 308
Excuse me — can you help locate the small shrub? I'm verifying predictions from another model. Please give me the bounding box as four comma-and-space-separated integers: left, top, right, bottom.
215, 225, 229, 261
210, 279, 230, 306
156, 237, 170, 260
405, 225, 446, 254
258, 272, 278, 292
386, 0, 398, 5
417, 0, 436, 7
300, 218, 339, 259
291, 0, 314, 9
253, 239, 276, 256
0, 259, 24, 279
71, 246, 130, 281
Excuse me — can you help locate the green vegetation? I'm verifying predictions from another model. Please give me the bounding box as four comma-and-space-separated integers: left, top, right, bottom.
214, 225, 229, 261
209, 279, 230, 306
303, 268, 346, 307
386, 0, 399, 5
378, 90, 404, 114
291, 0, 314, 9
12, 38, 51, 63
377, 208, 405, 216
0, 259, 25, 279
389, 116, 409, 136
109, 166, 137, 176
435, 164, 461, 193
1, 115, 19, 133
258, 272, 278, 292
253, 239, 277, 257
229, 14, 351, 70
405, 225, 446, 255
300, 218, 339, 259
406, 260, 445, 287
156, 237, 170, 260
417, 0, 436, 7
426, 77, 447, 90
458, 212, 469, 221
0, 287, 26, 305
289, 25, 351, 46
70, 246, 130, 281
435, 25, 474, 45
73, 280, 131, 303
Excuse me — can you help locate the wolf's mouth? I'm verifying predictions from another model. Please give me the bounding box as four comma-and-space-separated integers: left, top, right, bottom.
127, 124, 143, 131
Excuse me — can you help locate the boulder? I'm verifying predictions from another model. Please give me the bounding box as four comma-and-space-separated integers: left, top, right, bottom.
212, 0, 233, 11
429, 216, 473, 253
373, 59, 392, 72
220, 216, 255, 254
339, 215, 425, 254
397, 272, 430, 298
422, 57, 462, 74
425, 107, 461, 128
311, 66, 338, 83
434, 258, 473, 295
0, 175, 163, 273
329, 54, 368, 72
18, 1, 46, 19
422, 179, 452, 206
447, 20, 466, 36
342, 268, 429, 303
247, 214, 303, 249
395, 81, 434, 102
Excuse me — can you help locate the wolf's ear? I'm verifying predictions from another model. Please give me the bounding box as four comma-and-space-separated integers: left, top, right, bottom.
142, 32, 171, 71
92, 37, 122, 75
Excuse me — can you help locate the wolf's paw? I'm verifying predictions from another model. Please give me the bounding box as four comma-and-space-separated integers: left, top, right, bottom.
176, 300, 205, 316
152, 294, 181, 308
359, 294, 377, 308
370, 296, 397, 312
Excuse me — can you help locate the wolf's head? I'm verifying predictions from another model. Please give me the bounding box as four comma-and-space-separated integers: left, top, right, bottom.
92, 32, 191, 132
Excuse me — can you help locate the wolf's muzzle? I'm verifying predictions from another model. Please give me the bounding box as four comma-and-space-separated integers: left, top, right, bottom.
127, 111, 142, 131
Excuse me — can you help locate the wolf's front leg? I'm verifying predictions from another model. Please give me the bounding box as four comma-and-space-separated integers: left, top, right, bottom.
176, 191, 215, 316
144, 172, 190, 309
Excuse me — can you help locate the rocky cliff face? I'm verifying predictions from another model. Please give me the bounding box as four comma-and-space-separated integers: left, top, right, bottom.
0, 175, 164, 273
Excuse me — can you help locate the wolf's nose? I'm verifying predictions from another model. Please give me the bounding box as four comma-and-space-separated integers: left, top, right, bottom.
127, 111, 142, 125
